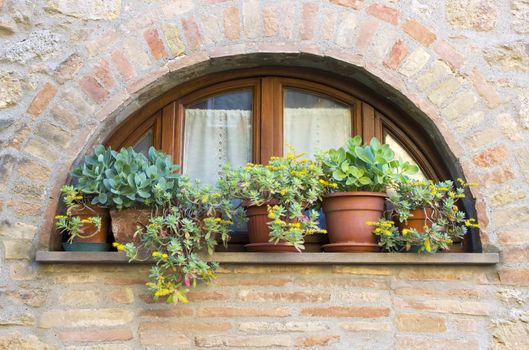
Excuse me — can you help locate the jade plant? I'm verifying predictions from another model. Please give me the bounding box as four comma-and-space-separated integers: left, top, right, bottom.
72, 145, 180, 209
55, 185, 102, 243
370, 179, 479, 253
317, 136, 419, 193
115, 175, 231, 304
217, 150, 327, 251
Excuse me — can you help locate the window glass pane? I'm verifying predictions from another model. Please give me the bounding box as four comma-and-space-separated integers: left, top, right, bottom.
283, 88, 352, 158
183, 90, 252, 186
385, 133, 426, 180
133, 129, 153, 156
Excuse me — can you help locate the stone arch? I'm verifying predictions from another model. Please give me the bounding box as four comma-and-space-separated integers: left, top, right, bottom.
36, 52, 486, 252
3, 1, 505, 251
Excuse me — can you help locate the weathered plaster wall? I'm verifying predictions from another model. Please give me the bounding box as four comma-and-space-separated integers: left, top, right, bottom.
0, 0, 528, 348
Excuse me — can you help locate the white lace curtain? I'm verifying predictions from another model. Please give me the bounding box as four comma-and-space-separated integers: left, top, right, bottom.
182, 107, 352, 185
283, 107, 352, 158
183, 109, 252, 186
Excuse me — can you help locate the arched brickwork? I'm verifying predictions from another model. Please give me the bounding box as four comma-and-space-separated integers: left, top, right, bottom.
1, 1, 528, 347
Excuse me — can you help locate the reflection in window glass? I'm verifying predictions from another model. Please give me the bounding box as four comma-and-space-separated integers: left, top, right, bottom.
385, 133, 426, 180
183, 90, 252, 186
133, 129, 153, 156
283, 88, 352, 158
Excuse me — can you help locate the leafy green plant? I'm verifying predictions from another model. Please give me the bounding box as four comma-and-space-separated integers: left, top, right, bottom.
217, 150, 327, 251
115, 175, 230, 304
72, 145, 180, 209
55, 185, 102, 243
317, 136, 419, 193
370, 179, 478, 253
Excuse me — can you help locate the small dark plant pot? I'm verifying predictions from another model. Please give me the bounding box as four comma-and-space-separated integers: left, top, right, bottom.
322, 192, 386, 252
110, 208, 151, 244
69, 205, 110, 244
244, 203, 300, 253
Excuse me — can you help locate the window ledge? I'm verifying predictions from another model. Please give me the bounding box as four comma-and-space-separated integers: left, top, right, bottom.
35, 251, 499, 265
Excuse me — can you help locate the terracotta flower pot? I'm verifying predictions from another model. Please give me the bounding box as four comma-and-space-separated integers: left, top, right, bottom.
244, 203, 299, 252
69, 205, 109, 243
322, 192, 386, 252
399, 207, 434, 233
110, 208, 151, 244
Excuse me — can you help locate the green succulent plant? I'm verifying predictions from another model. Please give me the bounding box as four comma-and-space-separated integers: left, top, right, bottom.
117, 175, 231, 304
317, 136, 419, 193
72, 145, 180, 209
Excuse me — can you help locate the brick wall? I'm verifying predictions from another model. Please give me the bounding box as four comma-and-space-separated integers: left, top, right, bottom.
1, 0, 529, 348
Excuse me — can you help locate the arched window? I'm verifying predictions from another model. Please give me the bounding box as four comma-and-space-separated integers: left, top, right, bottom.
106, 68, 474, 252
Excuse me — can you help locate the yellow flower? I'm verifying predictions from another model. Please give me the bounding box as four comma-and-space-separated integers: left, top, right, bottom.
374, 228, 381, 233
201, 196, 209, 203
280, 188, 288, 196
402, 229, 410, 235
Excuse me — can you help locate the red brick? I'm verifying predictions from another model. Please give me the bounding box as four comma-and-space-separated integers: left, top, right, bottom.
434, 40, 465, 69
499, 268, 529, 286
471, 67, 501, 108
140, 321, 232, 333
395, 314, 446, 332
394, 287, 483, 300
224, 7, 241, 40
140, 333, 191, 347
356, 18, 379, 50
329, 0, 363, 10
263, 7, 278, 37
79, 76, 109, 104
144, 28, 167, 60
402, 19, 436, 46
198, 307, 291, 317
186, 291, 229, 301
139, 307, 193, 317
300, 3, 318, 40
216, 277, 291, 286
296, 335, 339, 347
58, 329, 133, 342
182, 16, 202, 50
111, 49, 136, 81
367, 4, 399, 25
93, 59, 117, 90
27, 83, 57, 116
55, 54, 84, 84
473, 145, 508, 167
300, 306, 389, 318
395, 299, 489, 316
196, 335, 291, 347
103, 276, 145, 285
238, 291, 330, 303
396, 337, 478, 350
384, 40, 408, 69
502, 247, 529, 263
320, 9, 338, 41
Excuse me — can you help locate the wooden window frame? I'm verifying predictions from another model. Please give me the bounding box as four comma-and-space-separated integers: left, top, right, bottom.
105, 67, 479, 252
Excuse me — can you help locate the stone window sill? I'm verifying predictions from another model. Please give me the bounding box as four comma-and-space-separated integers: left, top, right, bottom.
35, 251, 499, 265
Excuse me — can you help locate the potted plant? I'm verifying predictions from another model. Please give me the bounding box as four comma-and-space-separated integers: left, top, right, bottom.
72, 145, 180, 244
55, 185, 110, 251
115, 175, 231, 304
217, 150, 326, 252
317, 136, 418, 252
370, 178, 478, 253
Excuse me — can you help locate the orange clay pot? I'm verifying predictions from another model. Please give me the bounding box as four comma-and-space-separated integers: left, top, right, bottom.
68, 205, 109, 243
322, 192, 386, 252
110, 208, 151, 244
